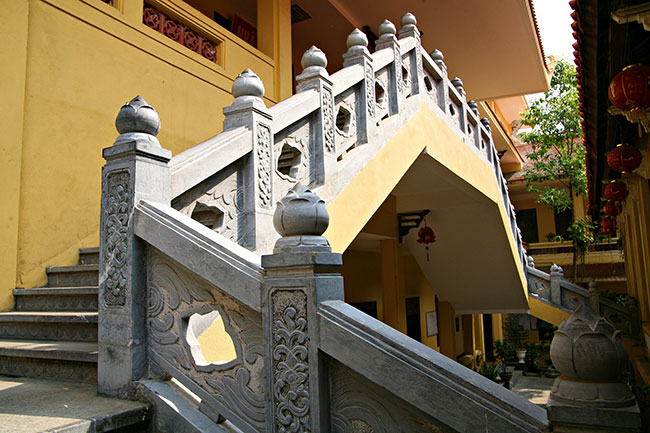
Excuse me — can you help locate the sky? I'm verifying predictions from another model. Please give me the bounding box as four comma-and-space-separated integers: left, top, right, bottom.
525, 0, 576, 103
532, 0, 576, 61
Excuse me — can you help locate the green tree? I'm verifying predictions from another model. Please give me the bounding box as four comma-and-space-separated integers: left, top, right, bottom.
520, 59, 593, 282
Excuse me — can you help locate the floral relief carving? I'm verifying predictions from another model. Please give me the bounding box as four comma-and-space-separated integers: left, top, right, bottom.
147, 250, 266, 431
104, 170, 131, 307
256, 123, 272, 208
322, 88, 335, 153
272, 290, 310, 432
365, 64, 376, 118
394, 49, 404, 95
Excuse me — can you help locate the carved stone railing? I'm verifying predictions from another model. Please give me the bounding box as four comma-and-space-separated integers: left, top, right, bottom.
164, 12, 526, 270
526, 259, 640, 340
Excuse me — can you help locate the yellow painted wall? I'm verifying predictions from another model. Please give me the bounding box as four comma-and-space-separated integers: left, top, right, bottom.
340, 249, 384, 322
0, 0, 291, 309
512, 198, 556, 242
404, 255, 439, 351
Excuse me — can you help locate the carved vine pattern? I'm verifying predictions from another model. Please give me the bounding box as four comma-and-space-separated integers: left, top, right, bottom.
143, 3, 218, 62
272, 290, 310, 432
322, 88, 335, 153
394, 48, 404, 95
147, 250, 266, 431
256, 123, 272, 208
104, 170, 131, 307
329, 361, 443, 433
365, 64, 376, 118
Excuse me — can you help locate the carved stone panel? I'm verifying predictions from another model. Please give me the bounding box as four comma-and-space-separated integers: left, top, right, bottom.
274, 119, 310, 200
103, 170, 132, 307
269, 288, 310, 433
147, 249, 266, 431
256, 123, 273, 209
364, 63, 376, 119
322, 88, 335, 154
329, 361, 444, 433
173, 166, 244, 244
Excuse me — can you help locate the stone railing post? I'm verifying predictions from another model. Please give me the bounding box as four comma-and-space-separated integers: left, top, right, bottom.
375, 19, 405, 115
550, 264, 562, 306
223, 69, 274, 249
342, 28, 376, 144
398, 12, 424, 96
431, 49, 449, 111
261, 185, 344, 432
99, 96, 171, 398
296, 46, 336, 185
548, 303, 641, 431
588, 280, 600, 315
527, 255, 535, 268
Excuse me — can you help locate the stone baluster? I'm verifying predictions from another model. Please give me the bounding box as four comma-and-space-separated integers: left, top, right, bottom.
398, 12, 424, 96
588, 280, 600, 315
261, 185, 344, 431
375, 19, 404, 115
99, 96, 171, 398
451, 77, 468, 136
223, 69, 274, 249
296, 46, 336, 185
430, 49, 449, 112
342, 29, 376, 144
527, 255, 535, 268
548, 303, 640, 431
550, 264, 563, 305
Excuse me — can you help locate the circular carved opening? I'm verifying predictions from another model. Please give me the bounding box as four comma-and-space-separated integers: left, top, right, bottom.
449, 104, 456, 116
424, 76, 434, 92
276, 142, 302, 179
185, 310, 237, 366
191, 203, 224, 230
375, 82, 386, 106
401, 65, 409, 87
336, 106, 352, 135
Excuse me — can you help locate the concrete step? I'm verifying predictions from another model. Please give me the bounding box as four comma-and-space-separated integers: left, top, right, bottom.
0, 340, 97, 383
79, 247, 100, 265
47, 264, 99, 287
0, 375, 150, 431
13, 286, 98, 311
0, 311, 98, 342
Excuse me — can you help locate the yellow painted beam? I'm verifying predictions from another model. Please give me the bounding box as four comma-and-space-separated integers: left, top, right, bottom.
528, 297, 570, 326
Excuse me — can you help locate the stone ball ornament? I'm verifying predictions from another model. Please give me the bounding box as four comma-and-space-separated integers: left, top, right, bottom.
115, 96, 160, 136
301, 46, 328, 71
378, 19, 396, 39
273, 184, 331, 253
232, 68, 265, 100
549, 302, 635, 408
346, 28, 368, 50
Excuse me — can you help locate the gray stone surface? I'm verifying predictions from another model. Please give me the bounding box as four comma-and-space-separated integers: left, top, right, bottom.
318, 300, 549, 432
0, 375, 149, 433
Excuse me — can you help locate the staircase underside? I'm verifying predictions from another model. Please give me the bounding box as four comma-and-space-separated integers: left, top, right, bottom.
324, 102, 529, 313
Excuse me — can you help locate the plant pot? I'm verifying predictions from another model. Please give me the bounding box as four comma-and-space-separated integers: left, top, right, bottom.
515, 348, 526, 370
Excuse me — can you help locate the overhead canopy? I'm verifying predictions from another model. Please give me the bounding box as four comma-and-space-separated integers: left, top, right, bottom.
292, 0, 551, 100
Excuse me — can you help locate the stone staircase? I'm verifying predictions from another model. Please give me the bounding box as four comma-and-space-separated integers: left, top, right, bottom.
0, 247, 99, 383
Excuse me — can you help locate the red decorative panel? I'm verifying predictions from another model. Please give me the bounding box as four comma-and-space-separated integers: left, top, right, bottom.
143, 3, 219, 63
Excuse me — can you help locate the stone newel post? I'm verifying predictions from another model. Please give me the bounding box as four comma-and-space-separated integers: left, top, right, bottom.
342, 28, 376, 144
99, 96, 171, 397
261, 185, 344, 432
376, 19, 405, 115
296, 46, 336, 186
547, 302, 641, 432
223, 69, 274, 250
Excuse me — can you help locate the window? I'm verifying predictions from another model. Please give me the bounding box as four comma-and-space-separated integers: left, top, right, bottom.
515, 208, 539, 243
554, 209, 572, 239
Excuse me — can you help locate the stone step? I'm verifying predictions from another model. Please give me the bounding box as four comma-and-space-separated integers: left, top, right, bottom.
0, 312, 98, 342
79, 247, 100, 265
13, 286, 98, 312
47, 264, 99, 287
0, 339, 97, 383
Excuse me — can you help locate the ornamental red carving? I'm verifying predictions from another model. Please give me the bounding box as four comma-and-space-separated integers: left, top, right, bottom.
143, 3, 218, 63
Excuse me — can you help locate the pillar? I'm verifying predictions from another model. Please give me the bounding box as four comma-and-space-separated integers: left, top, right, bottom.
438, 301, 456, 359
261, 185, 344, 431
381, 238, 402, 331
98, 96, 171, 397
257, 0, 292, 101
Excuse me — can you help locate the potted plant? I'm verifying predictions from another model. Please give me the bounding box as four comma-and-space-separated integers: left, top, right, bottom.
504, 315, 529, 370
524, 342, 542, 375
494, 340, 515, 388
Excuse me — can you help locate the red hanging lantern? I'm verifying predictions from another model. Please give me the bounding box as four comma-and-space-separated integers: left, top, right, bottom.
602, 201, 622, 217
417, 221, 436, 262
604, 180, 629, 201
600, 217, 616, 236
608, 64, 650, 121
607, 143, 643, 172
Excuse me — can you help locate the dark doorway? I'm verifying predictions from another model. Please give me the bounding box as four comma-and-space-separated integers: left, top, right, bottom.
483, 314, 494, 361
406, 297, 422, 342
516, 208, 539, 244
